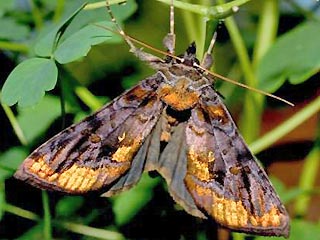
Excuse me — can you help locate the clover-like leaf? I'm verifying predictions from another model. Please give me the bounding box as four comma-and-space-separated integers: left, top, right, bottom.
34, 3, 87, 57
1, 58, 58, 107
257, 21, 320, 92
54, 22, 121, 64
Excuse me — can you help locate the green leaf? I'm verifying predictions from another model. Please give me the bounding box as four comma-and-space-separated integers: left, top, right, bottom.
34, 3, 87, 57
257, 21, 320, 92
1, 58, 58, 107
17, 95, 65, 143
0, 0, 14, 17
54, 22, 121, 64
16, 224, 44, 240
255, 219, 320, 240
0, 147, 28, 180
0, 181, 5, 220
0, 18, 30, 40
112, 174, 160, 226
55, 196, 84, 217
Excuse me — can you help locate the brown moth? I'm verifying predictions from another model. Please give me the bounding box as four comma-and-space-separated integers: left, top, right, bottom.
14, 0, 290, 237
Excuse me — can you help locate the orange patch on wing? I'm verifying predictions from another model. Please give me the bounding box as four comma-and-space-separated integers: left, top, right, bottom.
186, 175, 284, 229
206, 105, 228, 124
124, 86, 150, 102
112, 137, 142, 162
28, 157, 129, 192
158, 80, 199, 111
187, 148, 215, 181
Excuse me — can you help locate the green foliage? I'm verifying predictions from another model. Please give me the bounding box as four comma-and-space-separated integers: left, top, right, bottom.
112, 174, 160, 226
1, 58, 58, 107
1, 0, 137, 108
257, 21, 320, 92
54, 21, 120, 64
0, 0, 319, 239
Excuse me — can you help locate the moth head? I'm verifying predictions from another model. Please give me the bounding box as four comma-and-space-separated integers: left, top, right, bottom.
177, 42, 200, 67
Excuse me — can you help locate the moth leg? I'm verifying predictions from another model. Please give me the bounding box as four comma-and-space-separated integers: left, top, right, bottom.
200, 31, 217, 69
105, 1, 162, 63
162, 0, 176, 55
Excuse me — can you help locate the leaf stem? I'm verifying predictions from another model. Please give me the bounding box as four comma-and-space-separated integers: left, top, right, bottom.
75, 86, 104, 111
84, 0, 127, 10
57, 221, 125, 240
28, 0, 44, 30
217, 0, 260, 143
4, 203, 125, 240
250, 96, 320, 154
4, 203, 40, 221
53, 0, 65, 23
252, 0, 279, 68
156, 0, 250, 19
42, 191, 52, 240
294, 142, 320, 216
1, 102, 28, 146
0, 41, 29, 53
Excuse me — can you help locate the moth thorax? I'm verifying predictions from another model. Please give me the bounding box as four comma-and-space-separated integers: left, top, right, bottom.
158, 78, 200, 111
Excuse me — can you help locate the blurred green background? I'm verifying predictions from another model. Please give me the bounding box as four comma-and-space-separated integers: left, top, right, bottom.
0, 0, 319, 239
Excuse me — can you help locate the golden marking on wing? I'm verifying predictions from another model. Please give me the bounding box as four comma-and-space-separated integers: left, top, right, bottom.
208, 151, 215, 162
28, 157, 129, 192
118, 132, 126, 143
112, 137, 142, 162
186, 175, 283, 229
229, 166, 240, 175
160, 131, 171, 142
206, 105, 228, 124
123, 87, 149, 103
187, 148, 215, 181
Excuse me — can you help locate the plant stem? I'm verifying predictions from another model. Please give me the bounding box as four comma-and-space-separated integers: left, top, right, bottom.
53, 0, 65, 23
250, 96, 320, 154
156, 0, 251, 19
4, 203, 125, 240
42, 191, 52, 240
1, 102, 28, 146
0, 41, 28, 53
75, 86, 104, 111
29, 0, 44, 30
252, 0, 279, 68
294, 141, 320, 216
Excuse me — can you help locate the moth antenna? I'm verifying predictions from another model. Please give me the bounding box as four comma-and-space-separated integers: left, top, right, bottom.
106, 1, 136, 51
201, 32, 217, 69
101, 4, 294, 107
163, 0, 176, 54
195, 63, 295, 106
95, 21, 184, 62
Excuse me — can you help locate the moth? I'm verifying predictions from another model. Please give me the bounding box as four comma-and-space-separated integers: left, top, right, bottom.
14, 0, 290, 238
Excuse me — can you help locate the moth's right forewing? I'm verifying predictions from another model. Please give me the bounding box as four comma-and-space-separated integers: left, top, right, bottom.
14, 73, 164, 194
184, 87, 290, 237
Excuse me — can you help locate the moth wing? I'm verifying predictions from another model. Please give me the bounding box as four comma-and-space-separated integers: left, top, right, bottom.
184, 87, 290, 237
144, 117, 206, 218
14, 74, 164, 194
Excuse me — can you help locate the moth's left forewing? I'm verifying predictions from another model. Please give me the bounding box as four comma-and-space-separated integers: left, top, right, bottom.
184, 87, 290, 237
15, 74, 164, 194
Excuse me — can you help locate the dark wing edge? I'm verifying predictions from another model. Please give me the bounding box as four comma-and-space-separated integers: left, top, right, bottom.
184, 87, 290, 237
14, 73, 164, 195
